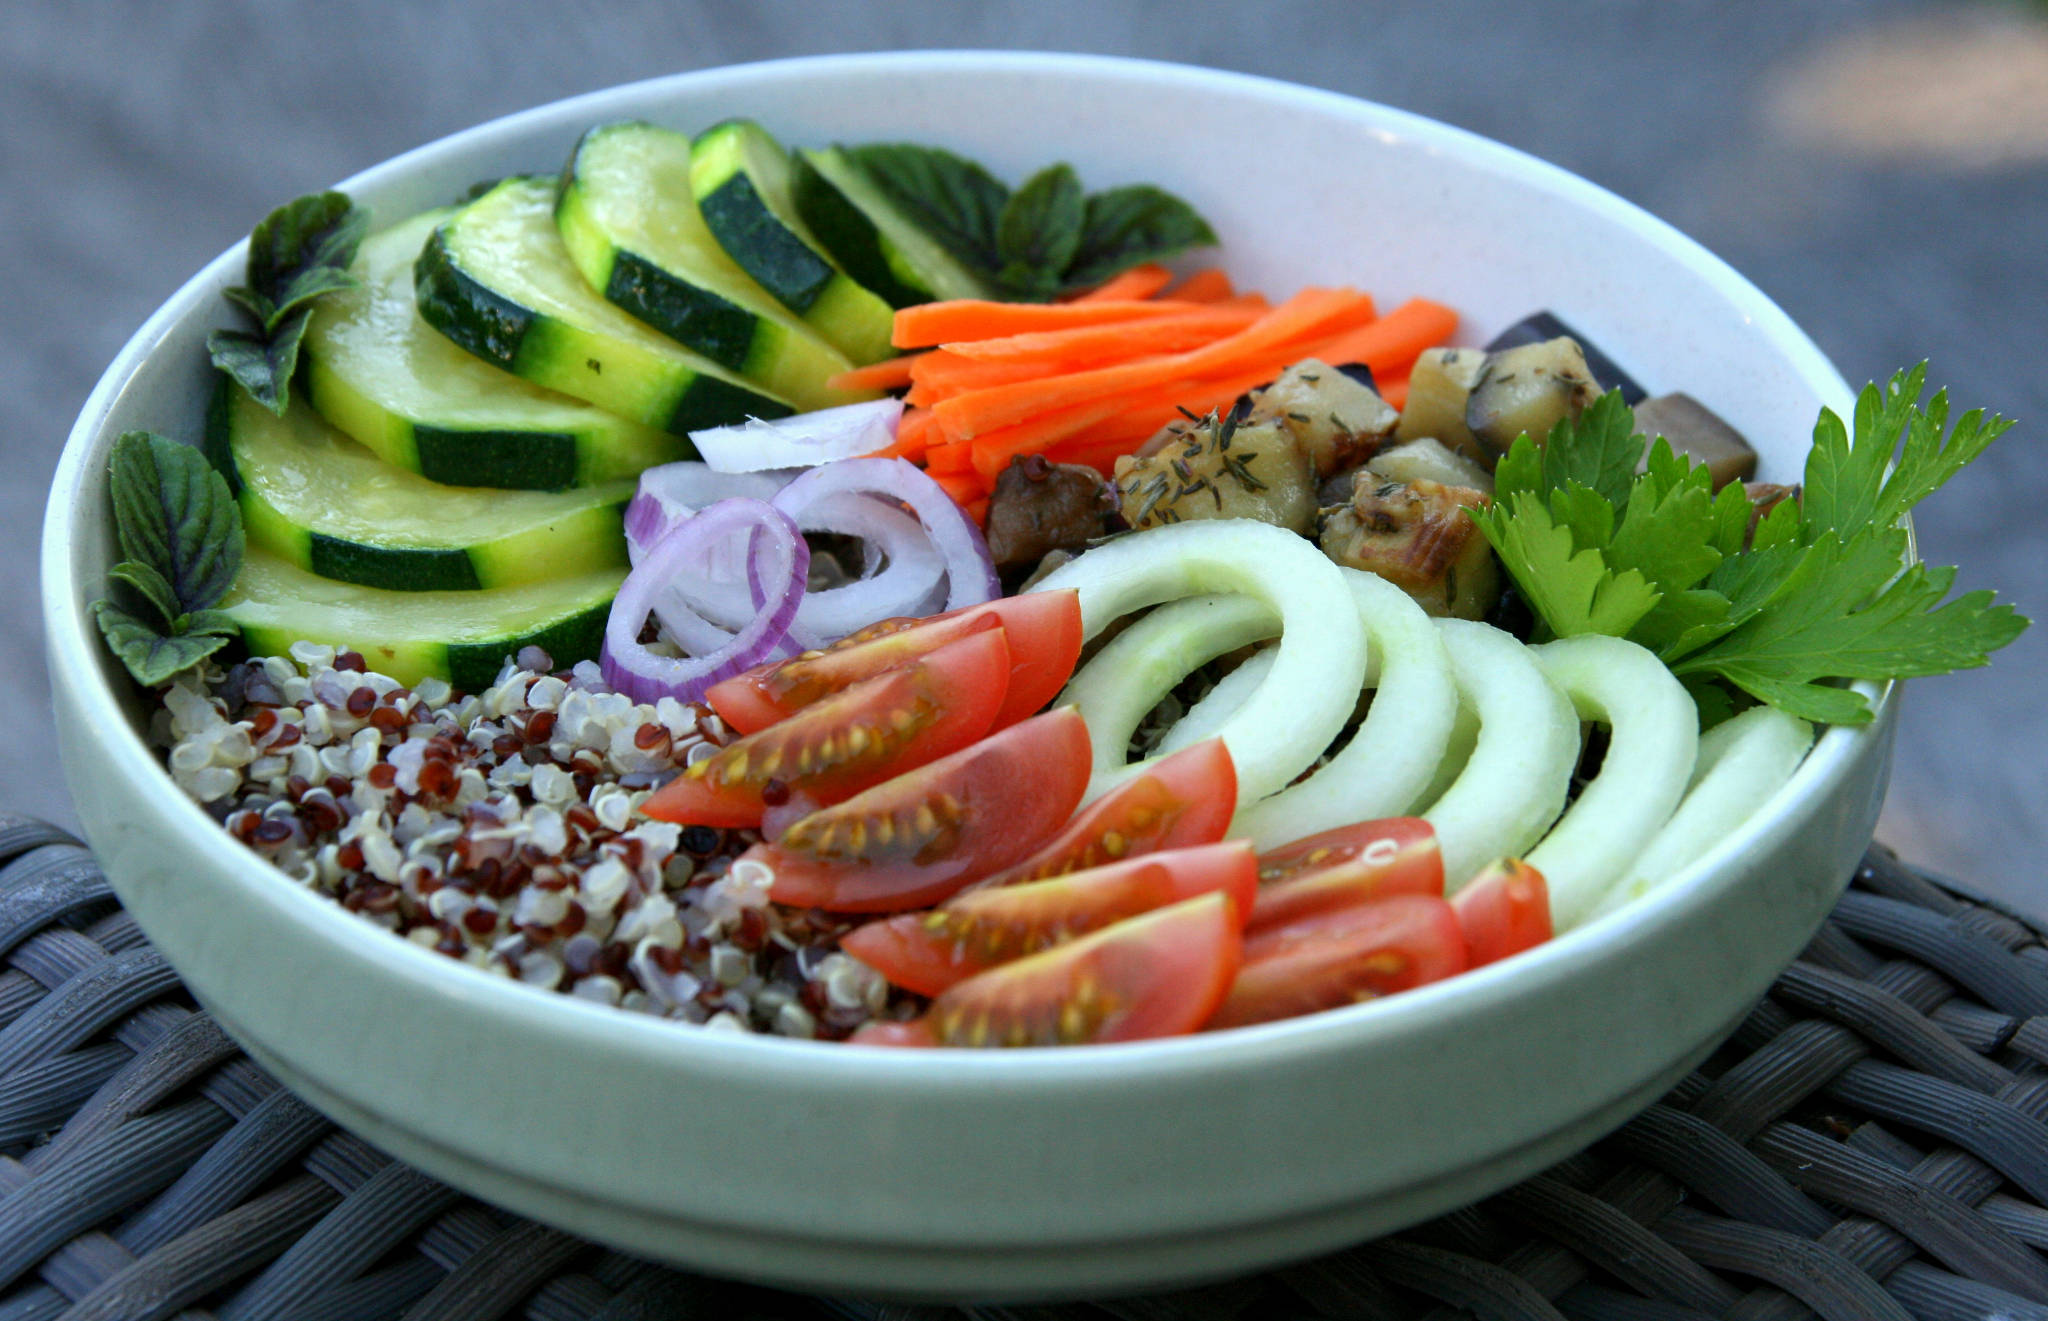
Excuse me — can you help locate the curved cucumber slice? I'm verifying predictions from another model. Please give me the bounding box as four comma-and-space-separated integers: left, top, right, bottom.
557, 123, 878, 405
795, 145, 998, 307
415, 177, 795, 436
1229, 570, 1462, 848
1525, 635, 1699, 931
302, 207, 687, 491
1421, 620, 1580, 891
207, 379, 630, 593
223, 549, 623, 691
1034, 521, 1366, 804
1590, 707, 1813, 921
1162, 645, 1274, 753
685, 121, 897, 364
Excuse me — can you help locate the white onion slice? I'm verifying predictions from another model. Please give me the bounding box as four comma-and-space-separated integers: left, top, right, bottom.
1589, 706, 1814, 921
689, 399, 904, 473
600, 499, 809, 704
1420, 619, 1581, 892
1524, 635, 1700, 931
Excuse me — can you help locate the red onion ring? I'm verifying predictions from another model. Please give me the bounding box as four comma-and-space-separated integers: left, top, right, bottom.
625, 467, 793, 567
771, 458, 1000, 611
600, 499, 809, 704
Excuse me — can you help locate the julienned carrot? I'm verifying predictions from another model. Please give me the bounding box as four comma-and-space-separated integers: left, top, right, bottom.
931, 470, 985, 505
829, 355, 920, 393
933, 289, 1375, 439
1072, 263, 1173, 302
1309, 298, 1459, 377
966, 498, 990, 525
926, 440, 975, 474
1170, 268, 1235, 303
943, 305, 1265, 366
892, 299, 1196, 348
1379, 374, 1410, 411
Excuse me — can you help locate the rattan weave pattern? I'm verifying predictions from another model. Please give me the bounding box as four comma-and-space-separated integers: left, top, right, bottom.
4, 812, 2048, 1320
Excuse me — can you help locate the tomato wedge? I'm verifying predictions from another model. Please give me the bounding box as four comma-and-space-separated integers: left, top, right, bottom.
848, 1019, 939, 1047
706, 590, 1083, 734
756, 708, 1092, 912
843, 841, 1258, 996
1452, 858, 1552, 968
640, 630, 1009, 828
973, 739, 1238, 890
1248, 818, 1442, 935
1209, 895, 1466, 1030
907, 893, 1244, 1046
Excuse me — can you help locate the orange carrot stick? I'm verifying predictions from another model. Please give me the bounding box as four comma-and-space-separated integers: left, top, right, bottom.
925, 438, 975, 474
829, 355, 920, 393
1307, 298, 1458, 377
931, 470, 985, 506
1378, 373, 1410, 411
1169, 269, 1235, 303
965, 498, 990, 526
944, 306, 1264, 366
893, 299, 1193, 348
1072, 263, 1173, 303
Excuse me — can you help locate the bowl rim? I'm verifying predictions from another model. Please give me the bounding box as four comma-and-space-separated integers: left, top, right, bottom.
41, 49, 1877, 1086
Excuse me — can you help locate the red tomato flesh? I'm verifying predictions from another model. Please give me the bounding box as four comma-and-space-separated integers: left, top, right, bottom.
756, 708, 1092, 912
973, 738, 1238, 890
706, 590, 1083, 734
1209, 894, 1467, 1030
1453, 858, 1552, 968
847, 1019, 939, 1047
1249, 818, 1442, 935
640, 630, 1009, 829
842, 841, 1258, 996
919, 892, 1244, 1046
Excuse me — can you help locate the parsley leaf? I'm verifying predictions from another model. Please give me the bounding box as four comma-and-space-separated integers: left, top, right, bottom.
92, 431, 245, 687
207, 191, 368, 415
1473, 367, 2026, 726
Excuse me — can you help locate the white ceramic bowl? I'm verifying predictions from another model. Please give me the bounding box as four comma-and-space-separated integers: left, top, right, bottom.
42, 52, 1890, 1300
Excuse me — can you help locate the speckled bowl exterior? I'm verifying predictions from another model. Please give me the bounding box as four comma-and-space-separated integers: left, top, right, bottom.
42, 53, 1891, 1300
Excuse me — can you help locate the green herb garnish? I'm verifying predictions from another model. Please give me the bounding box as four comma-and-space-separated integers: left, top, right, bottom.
843, 145, 1215, 300
1470, 365, 2028, 725
92, 432, 245, 685
206, 191, 369, 415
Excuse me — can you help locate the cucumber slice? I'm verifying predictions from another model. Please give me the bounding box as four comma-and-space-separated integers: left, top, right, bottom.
223, 548, 623, 691
302, 207, 688, 491
415, 177, 796, 436
1524, 635, 1699, 931
558, 122, 882, 403
684, 121, 899, 364
1420, 620, 1580, 890
795, 145, 998, 307
206, 378, 631, 593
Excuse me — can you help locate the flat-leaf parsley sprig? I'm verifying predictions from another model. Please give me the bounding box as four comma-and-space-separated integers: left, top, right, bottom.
1470, 364, 2028, 726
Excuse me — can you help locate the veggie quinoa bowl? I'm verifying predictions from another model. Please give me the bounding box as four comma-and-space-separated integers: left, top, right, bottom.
41, 52, 1945, 1297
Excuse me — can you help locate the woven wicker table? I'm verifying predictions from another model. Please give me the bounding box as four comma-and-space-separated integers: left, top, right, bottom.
7, 812, 2048, 1321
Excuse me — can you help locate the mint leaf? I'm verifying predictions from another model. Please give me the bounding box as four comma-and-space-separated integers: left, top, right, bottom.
93, 601, 234, 686
106, 430, 244, 613
1473, 491, 1660, 639
239, 190, 367, 327
208, 306, 311, 417
1063, 184, 1218, 290
995, 163, 1085, 300
107, 559, 181, 629
178, 608, 243, 638
847, 143, 1008, 275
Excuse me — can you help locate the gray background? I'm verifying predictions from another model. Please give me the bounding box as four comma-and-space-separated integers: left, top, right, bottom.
6, 1, 2044, 909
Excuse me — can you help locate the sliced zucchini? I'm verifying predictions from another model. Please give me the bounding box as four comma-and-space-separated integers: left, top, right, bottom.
303, 207, 689, 491
794, 145, 998, 306
206, 378, 631, 593
224, 548, 624, 691
414, 176, 796, 436
684, 121, 898, 364
558, 122, 881, 403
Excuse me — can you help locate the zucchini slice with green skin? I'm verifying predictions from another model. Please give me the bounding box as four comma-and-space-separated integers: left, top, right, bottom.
303, 207, 688, 491
206, 378, 631, 593
224, 548, 623, 691
685, 121, 899, 362
415, 176, 796, 436
794, 145, 998, 307
556, 122, 879, 403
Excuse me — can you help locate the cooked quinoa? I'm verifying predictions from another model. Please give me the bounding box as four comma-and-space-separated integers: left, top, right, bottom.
154, 643, 898, 1040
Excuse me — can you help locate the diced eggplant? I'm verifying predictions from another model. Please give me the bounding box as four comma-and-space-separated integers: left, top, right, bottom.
1246, 358, 1398, 477
1113, 412, 1317, 534
983, 456, 1114, 573
1485, 310, 1646, 404
1632, 392, 1757, 490
1318, 477, 1499, 620
1464, 337, 1601, 459
1393, 346, 1489, 459
1365, 437, 1495, 496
